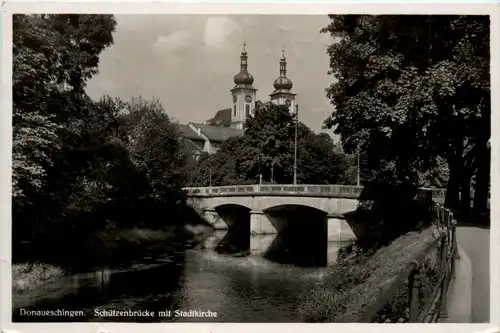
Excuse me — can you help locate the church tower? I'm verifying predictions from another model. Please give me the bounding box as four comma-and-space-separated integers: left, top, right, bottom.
270, 49, 296, 112
230, 43, 257, 129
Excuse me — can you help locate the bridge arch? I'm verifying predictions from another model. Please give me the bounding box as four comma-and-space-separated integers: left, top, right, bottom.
263, 204, 329, 235
263, 204, 329, 215
214, 203, 252, 211
205, 196, 253, 211
213, 203, 251, 232
253, 196, 357, 215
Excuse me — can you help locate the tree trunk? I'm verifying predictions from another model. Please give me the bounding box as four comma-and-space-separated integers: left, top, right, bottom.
473, 142, 490, 215
460, 168, 473, 214
445, 162, 461, 209
445, 140, 463, 210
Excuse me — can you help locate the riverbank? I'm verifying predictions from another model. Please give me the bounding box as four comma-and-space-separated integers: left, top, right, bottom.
299, 227, 438, 322
12, 224, 213, 297
12, 263, 65, 295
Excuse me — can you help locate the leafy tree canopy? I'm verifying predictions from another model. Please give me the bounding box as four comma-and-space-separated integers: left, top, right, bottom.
12, 14, 117, 201
190, 102, 353, 186
321, 15, 490, 213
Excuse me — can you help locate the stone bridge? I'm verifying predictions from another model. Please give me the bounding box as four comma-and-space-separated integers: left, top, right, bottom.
183, 184, 448, 258
184, 184, 446, 242
185, 184, 366, 242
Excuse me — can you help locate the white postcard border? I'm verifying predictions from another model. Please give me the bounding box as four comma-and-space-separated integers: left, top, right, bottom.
1, 1, 499, 333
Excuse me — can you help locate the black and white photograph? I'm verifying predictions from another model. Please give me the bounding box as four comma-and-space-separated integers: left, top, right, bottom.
1, 2, 497, 330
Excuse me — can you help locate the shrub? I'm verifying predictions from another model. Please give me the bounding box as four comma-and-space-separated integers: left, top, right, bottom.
12, 263, 65, 294
348, 181, 433, 249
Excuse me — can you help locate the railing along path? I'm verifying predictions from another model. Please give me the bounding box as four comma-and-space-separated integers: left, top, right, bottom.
362, 199, 458, 323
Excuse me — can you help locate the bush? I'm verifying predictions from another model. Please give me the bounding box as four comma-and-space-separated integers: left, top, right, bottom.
12, 263, 65, 294
347, 181, 433, 249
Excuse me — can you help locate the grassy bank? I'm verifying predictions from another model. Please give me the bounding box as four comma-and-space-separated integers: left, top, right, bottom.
299, 227, 438, 322
12, 263, 65, 294
12, 224, 213, 297
91, 224, 212, 248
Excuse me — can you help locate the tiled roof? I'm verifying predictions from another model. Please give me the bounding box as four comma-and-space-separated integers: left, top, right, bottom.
208, 108, 232, 127
190, 123, 243, 142
178, 124, 200, 140
183, 138, 203, 151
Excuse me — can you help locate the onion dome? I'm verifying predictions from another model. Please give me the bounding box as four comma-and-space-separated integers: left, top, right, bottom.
273, 49, 293, 90
233, 43, 254, 86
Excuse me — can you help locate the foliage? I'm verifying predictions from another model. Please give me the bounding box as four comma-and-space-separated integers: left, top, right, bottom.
12, 263, 65, 294
418, 156, 449, 188
321, 15, 490, 213
12, 14, 117, 201
191, 137, 251, 186
120, 97, 189, 226
241, 103, 297, 183
12, 15, 191, 265
297, 131, 352, 184
346, 181, 433, 249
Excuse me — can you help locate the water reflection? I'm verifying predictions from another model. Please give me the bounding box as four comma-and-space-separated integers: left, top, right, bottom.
13, 230, 348, 323
263, 231, 328, 267
206, 229, 332, 267
13, 249, 186, 322
215, 231, 250, 256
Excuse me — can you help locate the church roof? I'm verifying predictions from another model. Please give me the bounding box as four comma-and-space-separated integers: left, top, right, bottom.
190, 123, 243, 142
207, 108, 232, 127
178, 124, 200, 140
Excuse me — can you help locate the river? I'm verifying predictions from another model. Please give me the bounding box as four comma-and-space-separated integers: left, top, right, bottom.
12, 230, 348, 322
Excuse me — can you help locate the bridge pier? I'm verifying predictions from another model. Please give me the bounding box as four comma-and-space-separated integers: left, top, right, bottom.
250, 234, 276, 256
327, 216, 356, 242
203, 209, 228, 230
250, 210, 277, 235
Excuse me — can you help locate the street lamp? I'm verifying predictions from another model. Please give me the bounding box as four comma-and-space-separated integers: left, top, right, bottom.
271, 161, 275, 184
356, 146, 360, 187
208, 143, 212, 189
293, 104, 299, 185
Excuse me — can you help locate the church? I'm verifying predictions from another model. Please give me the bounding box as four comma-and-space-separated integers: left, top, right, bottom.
178, 43, 297, 159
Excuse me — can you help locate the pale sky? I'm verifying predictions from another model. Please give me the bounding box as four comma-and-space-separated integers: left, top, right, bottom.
85, 14, 335, 134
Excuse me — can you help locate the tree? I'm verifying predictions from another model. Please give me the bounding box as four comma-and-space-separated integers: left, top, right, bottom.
242, 103, 297, 183
418, 156, 449, 188
190, 137, 252, 186
119, 97, 189, 225
297, 131, 351, 184
321, 15, 490, 213
11, 14, 127, 262
12, 14, 117, 202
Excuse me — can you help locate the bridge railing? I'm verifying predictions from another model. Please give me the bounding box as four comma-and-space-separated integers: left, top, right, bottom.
183, 184, 448, 199
183, 184, 365, 197
364, 202, 458, 323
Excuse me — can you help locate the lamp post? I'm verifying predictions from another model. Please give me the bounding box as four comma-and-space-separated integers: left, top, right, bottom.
356, 146, 360, 187
271, 161, 275, 184
293, 104, 299, 185
208, 144, 212, 189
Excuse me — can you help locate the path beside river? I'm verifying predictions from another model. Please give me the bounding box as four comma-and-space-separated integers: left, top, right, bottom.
456, 226, 490, 323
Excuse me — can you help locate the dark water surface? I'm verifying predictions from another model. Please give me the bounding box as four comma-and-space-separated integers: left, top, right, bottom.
13, 231, 347, 322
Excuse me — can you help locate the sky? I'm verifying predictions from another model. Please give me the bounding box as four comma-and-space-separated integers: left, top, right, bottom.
85, 14, 336, 134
